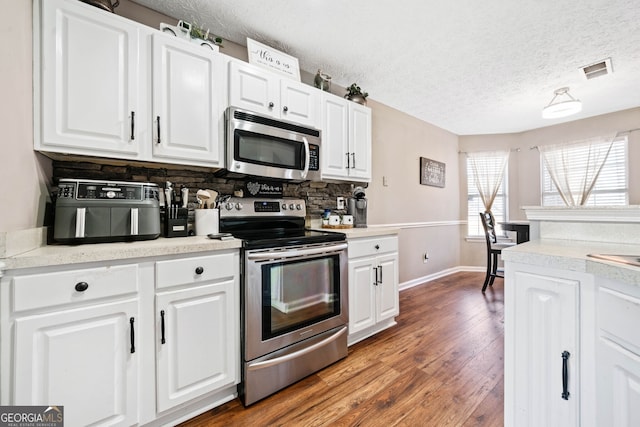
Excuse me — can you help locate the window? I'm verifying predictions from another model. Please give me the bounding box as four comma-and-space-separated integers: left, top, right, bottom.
467, 156, 508, 237
541, 137, 628, 206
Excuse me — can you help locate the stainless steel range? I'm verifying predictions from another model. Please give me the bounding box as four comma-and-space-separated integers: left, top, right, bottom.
219, 197, 348, 406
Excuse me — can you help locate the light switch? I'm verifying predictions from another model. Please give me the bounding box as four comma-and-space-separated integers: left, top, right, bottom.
383, 176, 389, 186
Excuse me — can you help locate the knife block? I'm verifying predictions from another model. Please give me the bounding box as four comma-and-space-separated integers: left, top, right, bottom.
164, 208, 188, 237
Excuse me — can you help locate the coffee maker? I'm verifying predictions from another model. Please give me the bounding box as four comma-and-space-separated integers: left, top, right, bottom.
347, 187, 368, 228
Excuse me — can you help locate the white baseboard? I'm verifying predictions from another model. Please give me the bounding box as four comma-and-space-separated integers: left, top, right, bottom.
399, 265, 485, 291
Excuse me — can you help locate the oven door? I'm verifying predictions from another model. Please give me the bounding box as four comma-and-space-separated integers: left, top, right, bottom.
244, 242, 348, 361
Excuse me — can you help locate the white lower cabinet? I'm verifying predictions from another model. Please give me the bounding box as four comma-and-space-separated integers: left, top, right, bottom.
505, 262, 597, 427
0, 250, 240, 426
347, 235, 399, 345
14, 298, 139, 426
154, 253, 239, 413
596, 278, 640, 427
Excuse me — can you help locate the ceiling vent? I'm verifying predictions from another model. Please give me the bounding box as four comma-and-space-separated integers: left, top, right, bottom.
581, 58, 613, 80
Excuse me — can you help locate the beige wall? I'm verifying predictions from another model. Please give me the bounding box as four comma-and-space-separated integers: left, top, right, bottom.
0, 0, 51, 233
366, 101, 461, 284
459, 107, 640, 266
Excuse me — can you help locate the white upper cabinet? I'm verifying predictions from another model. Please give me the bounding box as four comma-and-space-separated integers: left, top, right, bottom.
36, 0, 145, 157
320, 93, 372, 182
34, 0, 225, 167
151, 34, 224, 167
228, 60, 320, 128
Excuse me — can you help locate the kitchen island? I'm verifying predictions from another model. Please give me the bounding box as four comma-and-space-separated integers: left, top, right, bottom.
502, 206, 640, 427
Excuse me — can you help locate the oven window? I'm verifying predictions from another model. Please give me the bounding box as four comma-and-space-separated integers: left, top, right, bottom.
262, 254, 341, 339
235, 130, 303, 170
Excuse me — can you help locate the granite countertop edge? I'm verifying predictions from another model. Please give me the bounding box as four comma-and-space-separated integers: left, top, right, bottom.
502, 239, 640, 286
1, 236, 242, 271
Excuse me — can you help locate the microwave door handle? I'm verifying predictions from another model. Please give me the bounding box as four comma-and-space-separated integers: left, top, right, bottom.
301, 136, 310, 179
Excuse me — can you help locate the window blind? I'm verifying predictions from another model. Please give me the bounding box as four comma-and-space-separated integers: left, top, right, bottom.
467, 157, 507, 236
541, 138, 628, 206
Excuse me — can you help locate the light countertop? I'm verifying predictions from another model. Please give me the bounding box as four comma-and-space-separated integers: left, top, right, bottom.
1, 236, 242, 271
502, 239, 640, 286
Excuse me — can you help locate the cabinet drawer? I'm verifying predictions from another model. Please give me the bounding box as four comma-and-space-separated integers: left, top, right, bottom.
599, 286, 640, 351
156, 252, 236, 289
348, 236, 398, 259
12, 264, 138, 312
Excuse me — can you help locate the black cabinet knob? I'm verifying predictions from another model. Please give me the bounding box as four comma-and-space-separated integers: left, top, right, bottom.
75, 282, 89, 292
375, 245, 380, 250
195, 266, 204, 275
268, 102, 274, 108
283, 106, 288, 112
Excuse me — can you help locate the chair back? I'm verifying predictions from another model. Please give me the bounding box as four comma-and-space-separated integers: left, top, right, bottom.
479, 211, 498, 245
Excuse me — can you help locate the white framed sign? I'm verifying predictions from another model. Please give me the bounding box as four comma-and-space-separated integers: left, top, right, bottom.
246, 38, 301, 81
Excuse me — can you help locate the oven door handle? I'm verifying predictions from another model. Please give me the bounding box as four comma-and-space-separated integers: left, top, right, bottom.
247, 243, 348, 261
301, 136, 310, 180
247, 326, 347, 370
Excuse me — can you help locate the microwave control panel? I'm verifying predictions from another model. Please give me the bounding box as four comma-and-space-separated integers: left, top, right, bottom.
308, 144, 319, 171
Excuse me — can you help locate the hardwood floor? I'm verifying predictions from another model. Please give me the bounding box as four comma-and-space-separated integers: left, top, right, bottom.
180, 271, 504, 426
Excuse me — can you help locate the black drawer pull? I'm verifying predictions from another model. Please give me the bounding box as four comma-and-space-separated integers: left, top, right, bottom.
130, 317, 135, 354
195, 266, 204, 275
374, 244, 380, 250
160, 310, 166, 344
561, 351, 570, 400
75, 282, 89, 292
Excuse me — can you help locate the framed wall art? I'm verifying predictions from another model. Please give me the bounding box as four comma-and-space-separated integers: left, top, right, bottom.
420, 157, 446, 188
246, 38, 301, 81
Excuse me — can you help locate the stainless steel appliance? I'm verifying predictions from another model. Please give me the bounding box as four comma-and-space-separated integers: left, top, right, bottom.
225, 107, 321, 181
54, 179, 160, 244
347, 186, 368, 228
219, 197, 348, 406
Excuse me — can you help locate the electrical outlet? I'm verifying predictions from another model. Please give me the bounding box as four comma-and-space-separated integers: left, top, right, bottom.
336, 197, 345, 210
423, 252, 429, 263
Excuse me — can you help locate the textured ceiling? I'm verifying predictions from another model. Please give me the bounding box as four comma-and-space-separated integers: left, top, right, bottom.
131, 0, 640, 135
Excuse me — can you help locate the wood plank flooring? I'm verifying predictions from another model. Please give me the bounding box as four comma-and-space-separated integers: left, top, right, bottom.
180, 271, 504, 426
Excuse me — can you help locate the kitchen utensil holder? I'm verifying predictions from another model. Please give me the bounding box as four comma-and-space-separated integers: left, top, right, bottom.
164, 208, 188, 237
195, 208, 219, 236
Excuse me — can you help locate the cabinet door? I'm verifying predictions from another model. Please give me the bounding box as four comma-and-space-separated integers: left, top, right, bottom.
152, 34, 224, 166
13, 298, 138, 426
376, 253, 399, 322
510, 271, 579, 427
38, 0, 142, 157
321, 94, 350, 180
280, 80, 320, 128
348, 257, 377, 334
156, 280, 238, 412
228, 61, 279, 116
348, 103, 372, 181
597, 285, 640, 426
597, 338, 640, 427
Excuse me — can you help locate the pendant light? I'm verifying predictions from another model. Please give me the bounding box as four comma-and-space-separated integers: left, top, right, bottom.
542, 87, 582, 119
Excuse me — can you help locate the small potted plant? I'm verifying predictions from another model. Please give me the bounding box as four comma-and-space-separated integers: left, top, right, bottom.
345, 83, 369, 105
190, 24, 224, 47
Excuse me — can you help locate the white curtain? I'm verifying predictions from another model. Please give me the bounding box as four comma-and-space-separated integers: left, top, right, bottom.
538, 135, 615, 206
467, 150, 510, 212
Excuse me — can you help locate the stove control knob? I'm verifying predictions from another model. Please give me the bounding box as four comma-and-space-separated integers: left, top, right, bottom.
281, 204, 287, 210
289, 203, 295, 210
235, 202, 243, 210
225, 202, 234, 210
296, 204, 302, 210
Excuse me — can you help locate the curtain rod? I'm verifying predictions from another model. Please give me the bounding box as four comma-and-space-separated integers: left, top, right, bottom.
458, 148, 520, 154
529, 127, 640, 150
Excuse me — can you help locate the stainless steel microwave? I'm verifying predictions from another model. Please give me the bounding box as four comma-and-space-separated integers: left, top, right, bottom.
225, 107, 321, 181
